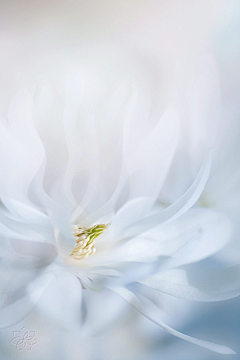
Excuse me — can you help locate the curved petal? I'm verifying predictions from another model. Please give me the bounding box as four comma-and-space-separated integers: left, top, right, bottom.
72, 86, 137, 225
144, 208, 231, 265
139, 264, 240, 302
123, 107, 180, 200
62, 70, 101, 211
0, 221, 34, 241
34, 269, 82, 327
109, 286, 235, 355
114, 197, 155, 234
0, 89, 45, 204
105, 208, 231, 267
0, 239, 56, 294
52, 211, 75, 257
26, 160, 75, 257
124, 150, 212, 238
80, 287, 126, 336
0, 202, 54, 244
0, 197, 49, 225
0, 271, 54, 329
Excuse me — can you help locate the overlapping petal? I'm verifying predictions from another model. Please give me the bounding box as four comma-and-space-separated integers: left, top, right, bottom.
0, 50, 236, 356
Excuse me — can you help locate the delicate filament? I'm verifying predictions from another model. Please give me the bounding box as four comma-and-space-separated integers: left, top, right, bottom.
70, 223, 110, 260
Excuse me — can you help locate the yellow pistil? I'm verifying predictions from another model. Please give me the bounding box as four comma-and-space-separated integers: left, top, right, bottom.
70, 223, 110, 260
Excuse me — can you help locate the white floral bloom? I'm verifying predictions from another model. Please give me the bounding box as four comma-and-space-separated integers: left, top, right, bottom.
0, 57, 239, 358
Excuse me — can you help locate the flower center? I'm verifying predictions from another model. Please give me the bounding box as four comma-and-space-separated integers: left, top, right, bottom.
70, 223, 110, 260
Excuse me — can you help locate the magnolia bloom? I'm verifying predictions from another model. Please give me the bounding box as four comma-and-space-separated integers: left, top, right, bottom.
0, 64, 240, 357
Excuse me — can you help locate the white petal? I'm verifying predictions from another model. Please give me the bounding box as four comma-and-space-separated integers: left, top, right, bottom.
109, 286, 235, 355
0, 197, 49, 224
0, 198, 55, 244
0, 239, 56, 294
29, 172, 74, 256
108, 208, 231, 265
0, 208, 55, 244
52, 210, 75, 257
34, 269, 82, 327
62, 70, 100, 209
123, 107, 180, 200
114, 197, 155, 233
0, 221, 33, 241
124, 150, 212, 238
139, 263, 240, 302
145, 208, 232, 265
0, 272, 54, 329
0, 90, 45, 204
81, 287, 126, 336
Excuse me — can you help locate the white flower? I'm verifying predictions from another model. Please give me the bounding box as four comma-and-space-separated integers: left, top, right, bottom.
0, 60, 239, 356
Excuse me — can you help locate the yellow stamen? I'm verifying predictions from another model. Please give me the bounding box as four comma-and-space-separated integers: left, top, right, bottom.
70, 223, 110, 260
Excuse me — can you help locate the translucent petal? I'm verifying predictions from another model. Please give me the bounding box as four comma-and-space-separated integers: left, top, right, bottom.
0, 200, 55, 244
0, 90, 45, 203
34, 269, 82, 327
109, 286, 235, 355
0, 239, 56, 294
0, 272, 54, 329
80, 287, 126, 336
114, 197, 155, 233
123, 107, 180, 200
124, 150, 212, 238
139, 264, 240, 302
62, 70, 100, 210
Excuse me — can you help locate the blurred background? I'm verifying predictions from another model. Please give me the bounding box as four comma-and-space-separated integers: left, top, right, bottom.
0, 0, 240, 359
